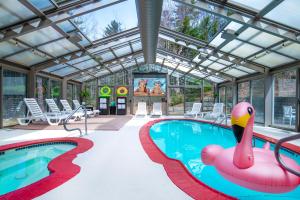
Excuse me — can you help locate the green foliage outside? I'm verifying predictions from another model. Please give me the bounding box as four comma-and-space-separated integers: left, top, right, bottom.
103, 20, 123, 37
161, 0, 228, 42
170, 93, 183, 106
179, 15, 219, 42
80, 87, 91, 103
51, 86, 60, 98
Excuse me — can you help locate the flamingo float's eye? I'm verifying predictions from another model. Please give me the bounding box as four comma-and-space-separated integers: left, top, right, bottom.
247, 107, 253, 115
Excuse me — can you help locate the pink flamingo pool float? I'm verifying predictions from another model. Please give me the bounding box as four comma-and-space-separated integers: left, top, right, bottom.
201, 102, 300, 193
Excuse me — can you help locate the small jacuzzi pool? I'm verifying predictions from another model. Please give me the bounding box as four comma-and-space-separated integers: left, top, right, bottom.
0, 142, 75, 195
0, 138, 93, 199
148, 120, 300, 200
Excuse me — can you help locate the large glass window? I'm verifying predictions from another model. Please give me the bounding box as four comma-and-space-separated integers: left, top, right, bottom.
219, 87, 226, 104
67, 83, 73, 106
226, 86, 233, 115
203, 81, 215, 111
273, 70, 297, 129
169, 88, 184, 115
67, 83, 81, 107
2, 70, 27, 127
73, 84, 81, 102
238, 81, 250, 102
251, 79, 265, 124
36, 76, 48, 112
50, 80, 61, 105
85, 80, 97, 108
185, 88, 201, 112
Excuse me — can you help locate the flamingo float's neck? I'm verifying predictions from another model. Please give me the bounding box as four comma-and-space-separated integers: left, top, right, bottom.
233, 117, 254, 169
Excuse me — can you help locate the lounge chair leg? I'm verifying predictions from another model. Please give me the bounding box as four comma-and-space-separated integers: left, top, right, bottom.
17, 118, 32, 126
46, 117, 61, 126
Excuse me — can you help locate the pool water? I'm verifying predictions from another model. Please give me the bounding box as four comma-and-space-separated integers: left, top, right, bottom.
150, 120, 300, 200
0, 142, 76, 195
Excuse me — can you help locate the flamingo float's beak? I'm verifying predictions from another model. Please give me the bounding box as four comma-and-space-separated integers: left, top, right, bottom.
231, 107, 253, 143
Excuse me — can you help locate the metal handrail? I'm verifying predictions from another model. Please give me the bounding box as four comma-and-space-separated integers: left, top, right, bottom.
212, 114, 226, 126
274, 133, 300, 177
63, 104, 87, 137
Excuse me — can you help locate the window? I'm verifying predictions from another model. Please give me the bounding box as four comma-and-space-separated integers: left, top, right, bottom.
2, 70, 27, 127
85, 80, 97, 108
273, 70, 296, 129
67, 83, 82, 107
67, 83, 73, 107
251, 79, 265, 124
50, 80, 61, 105
203, 81, 215, 111
226, 86, 233, 115
238, 81, 250, 102
36, 76, 49, 112
185, 88, 201, 112
169, 88, 184, 115
219, 87, 226, 104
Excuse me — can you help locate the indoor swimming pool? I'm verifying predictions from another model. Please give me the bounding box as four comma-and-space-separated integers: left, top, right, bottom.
150, 120, 300, 200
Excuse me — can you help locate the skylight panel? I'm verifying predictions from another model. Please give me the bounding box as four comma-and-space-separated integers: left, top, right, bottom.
228, 0, 272, 12
0, 41, 25, 58
208, 62, 227, 70
249, 32, 283, 48
17, 27, 62, 46
72, 0, 138, 41
6, 50, 50, 66
273, 42, 300, 59
251, 52, 295, 67
265, 0, 300, 30
161, 0, 228, 42
231, 43, 262, 58
0, 0, 36, 29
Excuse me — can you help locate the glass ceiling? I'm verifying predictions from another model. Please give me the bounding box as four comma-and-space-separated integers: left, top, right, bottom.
161, 0, 228, 42
72, 0, 138, 41
0, 0, 299, 84
157, 38, 198, 59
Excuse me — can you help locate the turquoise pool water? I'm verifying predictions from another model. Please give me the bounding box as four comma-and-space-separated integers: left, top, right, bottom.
0, 142, 76, 195
150, 120, 300, 200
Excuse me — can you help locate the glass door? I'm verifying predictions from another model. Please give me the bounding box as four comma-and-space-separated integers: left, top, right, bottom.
184, 87, 201, 112
36, 76, 49, 112
251, 79, 265, 124
2, 70, 27, 127
272, 70, 297, 129
168, 87, 184, 115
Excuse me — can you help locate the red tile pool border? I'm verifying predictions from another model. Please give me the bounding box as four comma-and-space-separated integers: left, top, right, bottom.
139, 118, 300, 200
0, 137, 93, 200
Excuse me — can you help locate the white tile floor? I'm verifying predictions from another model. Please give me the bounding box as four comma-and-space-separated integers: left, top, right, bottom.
0, 116, 299, 200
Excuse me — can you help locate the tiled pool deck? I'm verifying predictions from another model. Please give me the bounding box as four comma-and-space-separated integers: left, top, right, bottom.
0, 116, 299, 200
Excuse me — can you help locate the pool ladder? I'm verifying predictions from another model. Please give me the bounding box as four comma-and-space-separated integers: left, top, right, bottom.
274, 133, 300, 177
63, 103, 88, 137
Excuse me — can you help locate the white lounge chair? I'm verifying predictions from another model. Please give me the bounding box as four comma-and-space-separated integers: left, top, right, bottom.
135, 102, 147, 117
60, 99, 84, 120
46, 98, 72, 118
151, 102, 162, 117
203, 103, 225, 120
283, 106, 296, 126
185, 103, 202, 118
73, 100, 99, 117
17, 98, 66, 126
